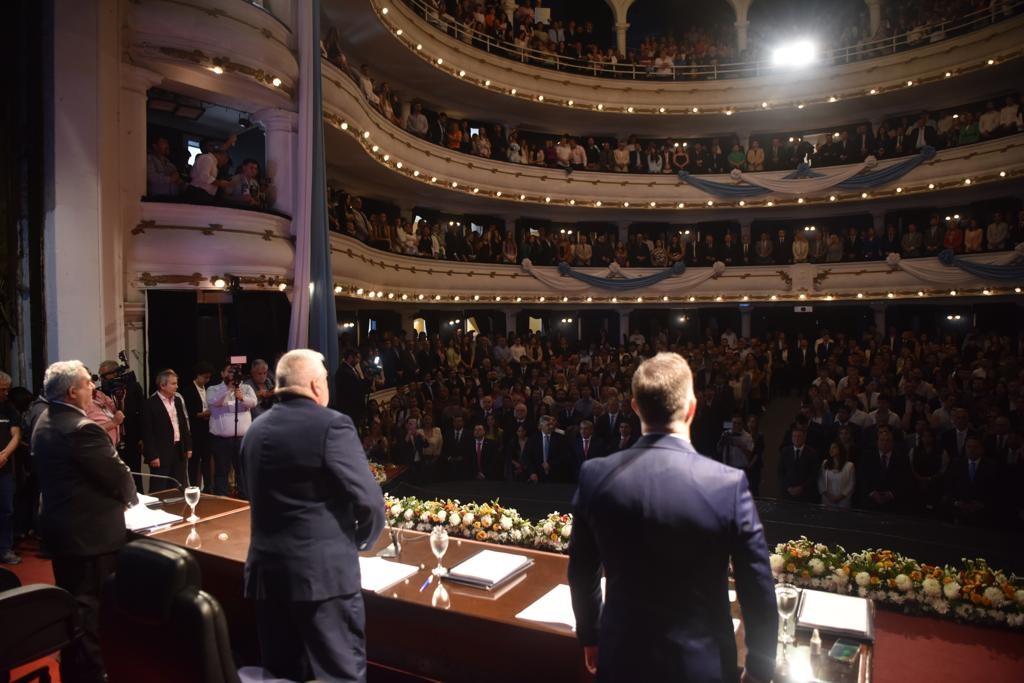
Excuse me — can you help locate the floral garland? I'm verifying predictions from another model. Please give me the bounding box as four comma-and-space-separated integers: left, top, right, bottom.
369, 461, 388, 484
770, 537, 1024, 628
381, 496, 1024, 629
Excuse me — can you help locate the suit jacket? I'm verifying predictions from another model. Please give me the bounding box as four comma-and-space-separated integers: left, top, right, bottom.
523, 431, 568, 482
570, 435, 608, 480
857, 449, 912, 509
33, 402, 138, 557
777, 445, 820, 502
441, 426, 473, 465
141, 392, 192, 465
468, 438, 501, 480
569, 435, 777, 682
940, 428, 978, 462
944, 457, 998, 509
242, 395, 385, 601
179, 381, 209, 444
333, 362, 368, 420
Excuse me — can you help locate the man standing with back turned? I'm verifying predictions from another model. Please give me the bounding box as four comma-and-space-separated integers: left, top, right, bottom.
569, 353, 777, 683
242, 349, 385, 682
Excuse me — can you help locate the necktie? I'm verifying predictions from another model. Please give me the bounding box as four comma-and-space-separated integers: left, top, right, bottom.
583, 438, 590, 459
455, 430, 461, 443
968, 460, 976, 481
476, 441, 483, 473
882, 453, 890, 470
794, 447, 801, 462
543, 434, 550, 464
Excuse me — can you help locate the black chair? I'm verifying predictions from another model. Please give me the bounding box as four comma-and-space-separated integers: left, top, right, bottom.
99, 538, 241, 683
0, 577, 78, 683
0, 568, 19, 593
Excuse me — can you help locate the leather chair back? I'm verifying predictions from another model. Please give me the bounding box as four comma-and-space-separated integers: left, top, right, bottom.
99, 538, 240, 683
0, 583, 77, 671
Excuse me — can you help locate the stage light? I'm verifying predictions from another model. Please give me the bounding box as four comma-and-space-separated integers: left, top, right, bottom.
1000, 171, 1007, 177
396, 162, 402, 169
627, 106, 634, 113
828, 96, 838, 102
417, 294, 424, 300
623, 202, 630, 207
797, 104, 805, 109
568, 100, 574, 106
382, 154, 389, 162
611, 297, 617, 303
887, 292, 894, 298
597, 103, 604, 110
798, 293, 806, 300
363, 131, 370, 139
856, 293, 864, 298
983, 289, 992, 295
906, 80, 914, 86
495, 296, 502, 301
396, 29, 403, 36
211, 65, 224, 75
963, 178, 971, 185
436, 58, 443, 65
272, 77, 282, 87
510, 88, 516, 95
928, 183, 935, 189
341, 122, 348, 130
869, 88, 878, 95
401, 294, 408, 300
660, 107, 666, 113
334, 285, 342, 294
949, 290, 957, 296
766, 201, 774, 207
472, 187, 479, 193
371, 145, 379, 153
987, 59, 995, 65
772, 40, 816, 67
761, 101, 768, 108
213, 277, 226, 288
416, 44, 422, 50
770, 295, 778, 301
538, 95, 544, 102
595, 201, 602, 207
739, 201, 745, 206
356, 288, 364, 295
381, 7, 389, 14
797, 197, 805, 204
944, 71, 951, 77
413, 170, 420, 177
829, 195, 837, 201
496, 191, 502, 196
896, 187, 902, 193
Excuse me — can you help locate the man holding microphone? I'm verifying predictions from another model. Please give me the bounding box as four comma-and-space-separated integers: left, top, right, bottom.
207, 361, 257, 498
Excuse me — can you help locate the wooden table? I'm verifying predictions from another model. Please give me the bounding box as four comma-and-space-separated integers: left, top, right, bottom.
146, 496, 870, 682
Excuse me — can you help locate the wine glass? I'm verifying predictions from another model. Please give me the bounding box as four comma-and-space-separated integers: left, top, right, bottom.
431, 581, 450, 610
775, 583, 800, 650
185, 525, 202, 549
184, 486, 201, 523
429, 526, 449, 577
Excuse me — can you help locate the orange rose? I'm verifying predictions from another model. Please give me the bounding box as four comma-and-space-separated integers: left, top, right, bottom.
786, 563, 797, 573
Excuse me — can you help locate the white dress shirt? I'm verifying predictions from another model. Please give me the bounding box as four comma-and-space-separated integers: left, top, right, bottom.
206, 382, 258, 437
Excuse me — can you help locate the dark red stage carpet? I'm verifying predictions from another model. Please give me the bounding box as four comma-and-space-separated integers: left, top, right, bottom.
7, 539, 1023, 682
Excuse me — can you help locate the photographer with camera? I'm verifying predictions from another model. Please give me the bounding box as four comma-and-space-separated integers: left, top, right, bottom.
207, 360, 258, 498
718, 413, 755, 478
245, 359, 275, 420
97, 355, 145, 490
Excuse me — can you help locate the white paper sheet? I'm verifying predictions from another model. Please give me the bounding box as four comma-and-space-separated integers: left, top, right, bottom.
135, 493, 160, 506
358, 557, 419, 593
124, 505, 182, 531
515, 579, 606, 631
729, 589, 737, 603
448, 549, 530, 586
797, 589, 869, 636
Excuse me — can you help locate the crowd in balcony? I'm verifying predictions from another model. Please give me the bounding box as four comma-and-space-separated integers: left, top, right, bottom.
331, 189, 1024, 268
322, 44, 1022, 174
403, 0, 1021, 78
340, 311, 1024, 530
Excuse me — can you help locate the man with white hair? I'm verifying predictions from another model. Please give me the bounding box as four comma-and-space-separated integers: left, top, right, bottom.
32, 360, 137, 683
241, 349, 385, 681
568, 353, 777, 683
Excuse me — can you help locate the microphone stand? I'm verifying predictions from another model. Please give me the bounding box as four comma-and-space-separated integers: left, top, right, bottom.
377, 512, 402, 558
130, 471, 186, 504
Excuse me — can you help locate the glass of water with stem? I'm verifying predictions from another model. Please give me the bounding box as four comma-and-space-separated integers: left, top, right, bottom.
429, 526, 449, 577
184, 486, 201, 524
775, 583, 800, 653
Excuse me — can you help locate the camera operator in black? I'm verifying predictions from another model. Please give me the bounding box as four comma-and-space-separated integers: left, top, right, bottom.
97, 356, 145, 492
207, 361, 257, 498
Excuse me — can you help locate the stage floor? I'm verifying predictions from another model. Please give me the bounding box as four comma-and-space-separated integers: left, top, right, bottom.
387, 479, 1024, 573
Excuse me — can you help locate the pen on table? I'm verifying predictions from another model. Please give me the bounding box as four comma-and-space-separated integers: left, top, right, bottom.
419, 574, 434, 592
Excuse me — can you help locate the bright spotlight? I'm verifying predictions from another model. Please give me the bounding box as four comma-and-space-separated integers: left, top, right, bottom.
771, 40, 817, 68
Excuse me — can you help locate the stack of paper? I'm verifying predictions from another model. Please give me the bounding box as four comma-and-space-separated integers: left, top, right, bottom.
136, 493, 160, 506
797, 589, 874, 641
516, 579, 605, 631
124, 505, 182, 532
358, 557, 419, 593
447, 549, 532, 590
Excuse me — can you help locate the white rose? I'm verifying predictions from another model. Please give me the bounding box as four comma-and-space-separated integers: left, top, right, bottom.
814, 543, 828, 554
943, 581, 961, 600
511, 529, 522, 542
403, 509, 414, 521
809, 559, 825, 576
480, 515, 493, 528
561, 523, 573, 538
832, 571, 849, 589
855, 571, 871, 587
436, 510, 447, 523
895, 574, 912, 592
983, 587, 1005, 607
542, 523, 554, 535
922, 577, 942, 597
857, 587, 868, 597
769, 554, 784, 576
499, 515, 513, 530
1014, 589, 1024, 606
463, 513, 474, 526
390, 504, 403, 517
933, 600, 950, 615
448, 513, 461, 526
420, 512, 430, 523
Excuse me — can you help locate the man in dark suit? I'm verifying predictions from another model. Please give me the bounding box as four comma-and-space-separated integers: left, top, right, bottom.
242, 349, 385, 681
141, 369, 192, 490
33, 360, 137, 683
569, 420, 607, 481
940, 407, 978, 463
777, 425, 820, 502
523, 415, 568, 482
857, 427, 912, 512
469, 423, 501, 480
334, 348, 369, 423
773, 229, 791, 265
610, 420, 638, 453
569, 354, 776, 683
595, 396, 627, 441
944, 435, 998, 525
790, 337, 817, 386
180, 362, 213, 491
442, 414, 473, 479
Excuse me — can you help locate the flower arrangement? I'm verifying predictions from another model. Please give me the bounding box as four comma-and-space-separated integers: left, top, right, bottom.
770, 537, 1024, 628
368, 461, 388, 484
378, 496, 1024, 630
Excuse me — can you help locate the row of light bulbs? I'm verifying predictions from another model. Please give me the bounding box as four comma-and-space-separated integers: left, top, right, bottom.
378, 5, 1007, 115
337, 116, 1016, 210
205, 61, 283, 88
337, 287, 1023, 303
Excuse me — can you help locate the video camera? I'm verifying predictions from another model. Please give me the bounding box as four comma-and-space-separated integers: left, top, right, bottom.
225, 355, 248, 386
97, 351, 137, 396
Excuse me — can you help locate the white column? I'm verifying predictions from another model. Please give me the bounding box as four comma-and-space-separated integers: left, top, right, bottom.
604, 0, 637, 55
734, 20, 750, 53
738, 218, 753, 239
617, 222, 629, 245
253, 108, 298, 217
45, 0, 125, 364
614, 22, 630, 56
871, 210, 886, 232
740, 305, 752, 338
505, 308, 520, 337
865, 0, 882, 36
399, 309, 418, 340
618, 308, 633, 345
871, 302, 886, 332
501, 0, 516, 21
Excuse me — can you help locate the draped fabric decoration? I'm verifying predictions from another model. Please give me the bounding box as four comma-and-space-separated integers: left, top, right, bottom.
520, 259, 723, 292
289, 0, 339, 377
678, 147, 936, 198
887, 245, 1024, 284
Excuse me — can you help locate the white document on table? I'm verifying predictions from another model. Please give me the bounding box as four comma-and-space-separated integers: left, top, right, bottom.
124, 504, 182, 531
448, 549, 531, 587
797, 589, 871, 638
359, 557, 419, 593
515, 578, 606, 631
135, 493, 160, 506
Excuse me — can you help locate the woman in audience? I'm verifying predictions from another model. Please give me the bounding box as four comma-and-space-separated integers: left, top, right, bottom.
909, 427, 944, 511
943, 220, 965, 253
818, 441, 856, 509
650, 239, 668, 267
501, 233, 518, 264
614, 240, 629, 267
645, 143, 663, 173
861, 226, 881, 260
745, 139, 765, 171
668, 234, 685, 264
362, 421, 390, 463
792, 232, 809, 263
472, 131, 492, 158
727, 143, 746, 171
613, 140, 630, 172
900, 223, 923, 257
964, 218, 984, 253
445, 120, 462, 150
574, 233, 592, 266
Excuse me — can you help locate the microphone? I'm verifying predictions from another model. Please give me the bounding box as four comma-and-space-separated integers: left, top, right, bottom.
377, 512, 402, 559
129, 471, 186, 504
